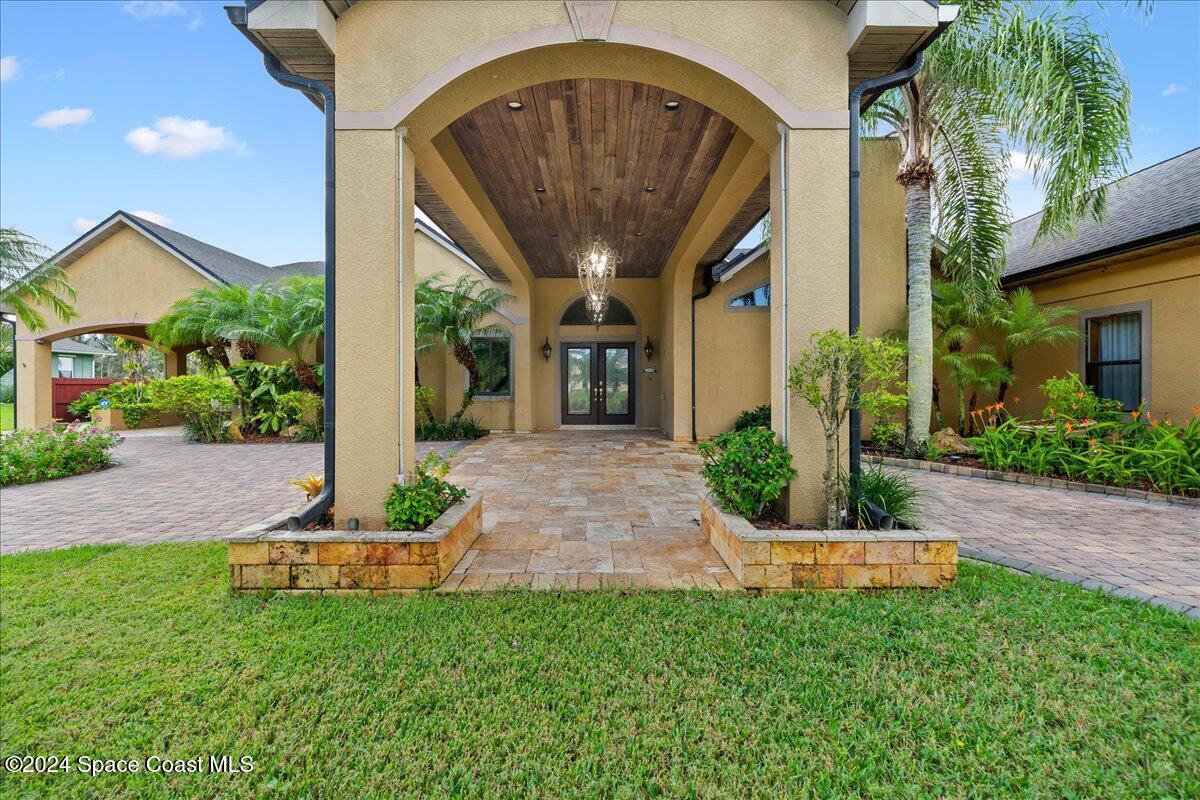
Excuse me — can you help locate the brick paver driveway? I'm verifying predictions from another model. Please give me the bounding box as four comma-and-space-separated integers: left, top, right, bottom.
908, 468, 1200, 615
0, 431, 465, 554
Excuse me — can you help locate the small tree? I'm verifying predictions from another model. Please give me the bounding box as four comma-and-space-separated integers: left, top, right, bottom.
991, 287, 1079, 405
788, 330, 905, 529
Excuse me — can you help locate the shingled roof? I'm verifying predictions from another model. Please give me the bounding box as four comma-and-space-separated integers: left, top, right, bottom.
1003, 148, 1200, 283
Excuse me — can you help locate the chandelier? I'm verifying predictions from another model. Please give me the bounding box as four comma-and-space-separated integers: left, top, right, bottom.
573, 235, 620, 326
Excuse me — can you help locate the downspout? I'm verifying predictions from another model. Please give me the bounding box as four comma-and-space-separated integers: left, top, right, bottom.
227, 5, 335, 529
690, 264, 718, 442
847, 53, 924, 488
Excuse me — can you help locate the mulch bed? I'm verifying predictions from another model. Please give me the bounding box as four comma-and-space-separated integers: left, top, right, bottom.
748, 512, 814, 531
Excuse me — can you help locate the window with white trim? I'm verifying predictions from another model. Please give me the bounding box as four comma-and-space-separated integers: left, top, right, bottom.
56, 356, 75, 378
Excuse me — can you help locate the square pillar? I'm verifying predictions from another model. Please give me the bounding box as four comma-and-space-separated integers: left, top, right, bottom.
165, 350, 186, 378
771, 128, 849, 526
15, 337, 53, 429
333, 127, 416, 528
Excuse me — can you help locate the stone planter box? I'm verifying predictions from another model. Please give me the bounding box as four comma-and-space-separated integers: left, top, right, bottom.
227, 490, 482, 594
90, 408, 180, 431
700, 495, 958, 591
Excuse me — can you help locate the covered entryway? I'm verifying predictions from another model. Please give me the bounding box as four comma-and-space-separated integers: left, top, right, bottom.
560, 342, 634, 425
440, 431, 736, 591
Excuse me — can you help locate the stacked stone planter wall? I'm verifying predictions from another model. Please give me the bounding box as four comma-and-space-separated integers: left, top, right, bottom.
91, 408, 181, 431
227, 491, 482, 594
700, 495, 958, 591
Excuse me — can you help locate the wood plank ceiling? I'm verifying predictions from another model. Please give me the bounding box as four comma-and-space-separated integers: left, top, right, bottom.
448, 78, 737, 278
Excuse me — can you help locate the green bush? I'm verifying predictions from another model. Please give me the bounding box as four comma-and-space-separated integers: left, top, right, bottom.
147, 376, 238, 443
68, 382, 159, 429
698, 427, 795, 521
278, 390, 323, 441
415, 385, 438, 426
416, 416, 487, 442
1040, 372, 1124, 423
0, 423, 124, 486
970, 413, 1200, 496
383, 452, 468, 531
732, 403, 771, 432
870, 421, 905, 450
846, 465, 922, 529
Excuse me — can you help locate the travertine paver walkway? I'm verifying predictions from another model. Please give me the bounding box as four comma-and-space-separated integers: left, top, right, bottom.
906, 467, 1200, 616
438, 431, 736, 591
0, 433, 462, 554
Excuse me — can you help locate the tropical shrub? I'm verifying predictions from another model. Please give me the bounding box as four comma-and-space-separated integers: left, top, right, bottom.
870, 420, 905, 451
1, 423, 122, 486
970, 411, 1200, 497
789, 330, 906, 529
698, 427, 795, 522
416, 416, 487, 442
288, 474, 325, 501
69, 382, 158, 428
415, 385, 438, 426
846, 465, 922, 530
278, 390, 323, 441
383, 452, 468, 531
732, 403, 771, 432
147, 376, 238, 443
1040, 372, 1124, 424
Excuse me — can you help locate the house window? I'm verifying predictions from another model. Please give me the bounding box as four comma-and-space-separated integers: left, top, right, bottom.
471, 335, 511, 397
1085, 311, 1142, 411
729, 283, 770, 308
56, 356, 75, 378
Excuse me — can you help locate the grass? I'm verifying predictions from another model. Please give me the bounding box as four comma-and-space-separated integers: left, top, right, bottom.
1, 402, 12, 431
1, 544, 1197, 798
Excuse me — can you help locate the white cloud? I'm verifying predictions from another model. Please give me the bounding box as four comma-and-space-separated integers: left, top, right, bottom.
122, 1, 203, 28
1006, 151, 1044, 181
1161, 83, 1187, 97
1137, 122, 1156, 134
0, 55, 18, 83
34, 107, 94, 130
124, 116, 247, 159
73, 217, 98, 234
130, 210, 173, 227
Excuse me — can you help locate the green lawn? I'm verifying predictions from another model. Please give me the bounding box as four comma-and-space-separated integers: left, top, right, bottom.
1, 402, 12, 431
2, 544, 1196, 798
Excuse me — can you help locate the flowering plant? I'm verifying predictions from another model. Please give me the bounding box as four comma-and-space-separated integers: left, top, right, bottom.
0, 423, 124, 486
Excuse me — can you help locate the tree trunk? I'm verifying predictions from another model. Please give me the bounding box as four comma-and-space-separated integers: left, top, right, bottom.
824, 425, 840, 530
967, 387, 980, 435
996, 357, 1014, 405
235, 338, 258, 361
900, 162, 935, 455
931, 375, 945, 430
449, 341, 480, 424
211, 343, 231, 370
291, 358, 322, 395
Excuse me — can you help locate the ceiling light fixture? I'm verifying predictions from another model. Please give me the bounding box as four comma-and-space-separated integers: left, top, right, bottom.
664, 100, 681, 110
644, 186, 656, 193
507, 100, 524, 110
535, 186, 546, 192
573, 235, 620, 327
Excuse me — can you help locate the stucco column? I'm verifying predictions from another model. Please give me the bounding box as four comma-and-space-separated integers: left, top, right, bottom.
772, 128, 849, 526
334, 127, 415, 528
164, 350, 186, 378
512, 322, 532, 433
15, 337, 53, 429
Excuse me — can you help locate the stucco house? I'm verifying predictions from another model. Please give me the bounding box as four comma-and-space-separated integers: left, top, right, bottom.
1001, 147, 1200, 421
213, 0, 956, 528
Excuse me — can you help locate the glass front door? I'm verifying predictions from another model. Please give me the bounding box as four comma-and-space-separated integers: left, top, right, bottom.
560, 342, 635, 425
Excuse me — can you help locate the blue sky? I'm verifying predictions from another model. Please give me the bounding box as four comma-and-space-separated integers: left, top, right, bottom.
1, 0, 1198, 265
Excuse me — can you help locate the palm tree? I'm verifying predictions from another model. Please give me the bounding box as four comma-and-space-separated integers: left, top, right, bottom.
226, 276, 325, 393
148, 283, 259, 369
0, 227, 76, 331
930, 281, 978, 430
992, 287, 1079, 404
942, 346, 1011, 436
414, 274, 513, 423
865, 0, 1132, 452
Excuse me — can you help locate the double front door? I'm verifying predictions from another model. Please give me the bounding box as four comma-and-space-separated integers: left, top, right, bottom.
561, 342, 635, 425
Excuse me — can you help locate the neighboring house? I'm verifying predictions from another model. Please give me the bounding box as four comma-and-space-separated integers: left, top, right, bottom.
1, 338, 112, 399
1001, 148, 1200, 421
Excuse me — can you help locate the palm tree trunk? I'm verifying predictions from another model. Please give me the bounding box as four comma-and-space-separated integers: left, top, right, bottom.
996, 357, 1014, 405
900, 163, 934, 454
235, 338, 258, 361
967, 387, 980, 435
291, 358, 321, 395
211, 343, 231, 370
931, 375, 945, 430
449, 342, 479, 424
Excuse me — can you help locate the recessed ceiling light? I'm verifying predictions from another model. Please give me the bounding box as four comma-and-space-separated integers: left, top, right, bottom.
507, 100, 524, 110
664, 100, 681, 110
535, 186, 545, 192
635, 231, 643, 237
549, 232, 558, 237
644, 186, 656, 193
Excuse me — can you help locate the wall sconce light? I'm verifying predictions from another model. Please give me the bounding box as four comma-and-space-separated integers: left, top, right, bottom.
542, 338, 553, 361
643, 336, 654, 362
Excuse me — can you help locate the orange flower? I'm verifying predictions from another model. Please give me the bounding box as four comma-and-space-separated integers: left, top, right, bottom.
1080, 418, 1093, 425
1130, 409, 1141, 420
1013, 396, 1021, 403
1150, 417, 1159, 427
1192, 405, 1200, 416
1064, 422, 1074, 433
1048, 407, 1057, 416
1088, 438, 1098, 448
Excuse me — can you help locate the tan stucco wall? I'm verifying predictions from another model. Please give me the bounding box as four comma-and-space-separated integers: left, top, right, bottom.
695, 254, 771, 438
14, 225, 214, 428
1005, 244, 1200, 422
